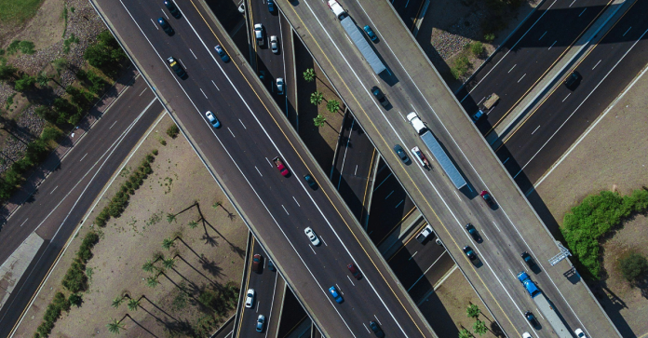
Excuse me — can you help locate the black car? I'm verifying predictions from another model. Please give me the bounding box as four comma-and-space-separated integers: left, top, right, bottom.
303, 174, 317, 189
465, 223, 481, 242
372, 86, 389, 108
564, 71, 581, 90
463, 246, 477, 260
393, 144, 410, 164
525, 311, 539, 326
157, 17, 174, 35
166, 57, 186, 79
163, 0, 181, 18
369, 321, 385, 337
521, 251, 538, 270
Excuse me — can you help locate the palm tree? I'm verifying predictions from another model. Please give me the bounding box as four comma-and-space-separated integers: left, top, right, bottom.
313, 115, 326, 128
458, 328, 473, 338
310, 91, 324, 106
163, 258, 176, 269
212, 201, 222, 210
112, 296, 125, 308
188, 220, 198, 229
466, 303, 480, 319
146, 276, 159, 288
166, 213, 176, 223
127, 298, 141, 311
303, 68, 315, 82
142, 260, 155, 273
473, 320, 488, 336
36, 72, 51, 87
326, 100, 340, 113
106, 318, 125, 334
162, 238, 175, 250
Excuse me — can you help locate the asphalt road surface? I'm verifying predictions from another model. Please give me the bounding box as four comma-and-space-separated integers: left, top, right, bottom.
456, 0, 615, 136
497, 0, 648, 190
93, 0, 435, 336
0, 74, 162, 337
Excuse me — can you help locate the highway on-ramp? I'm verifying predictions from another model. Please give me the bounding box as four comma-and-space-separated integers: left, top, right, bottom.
91, 0, 436, 336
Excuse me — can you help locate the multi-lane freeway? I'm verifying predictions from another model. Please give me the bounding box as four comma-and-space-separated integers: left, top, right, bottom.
92, 0, 435, 336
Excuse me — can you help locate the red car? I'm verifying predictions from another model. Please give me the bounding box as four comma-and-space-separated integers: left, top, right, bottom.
273, 157, 289, 177
347, 263, 362, 279
480, 190, 495, 207
252, 254, 262, 273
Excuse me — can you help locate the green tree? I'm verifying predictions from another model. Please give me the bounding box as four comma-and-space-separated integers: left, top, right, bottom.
166, 213, 176, 223
127, 298, 140, 311
14, 74, 36, 92
313, 114, 326, 127
146, 276, 159, 288
466, 303, 480, 319
303, 68, 315, 82
310, 91, 324, 106
212, 201, 222, 209
111, 296, 124, 308
188, 220, 198, 229
619, 252, 648, 282
0, 61, 18, 81
473, 320, 488, 336
69, 293, 83, 307
470, 42, 484, 57
142, 260, 155, 273
106, 318, 125, 334
36, 72, 51, 87
163, 258, 176, 269
458, 328, 473, 338
326, 99, 340, 114
52, 58, 68, 74
83, 30, 126, 77
162, 238, 175, 250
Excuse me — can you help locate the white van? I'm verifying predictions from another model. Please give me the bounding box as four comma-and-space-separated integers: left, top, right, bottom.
407, 112, 427, 135
327, 0, 347, 20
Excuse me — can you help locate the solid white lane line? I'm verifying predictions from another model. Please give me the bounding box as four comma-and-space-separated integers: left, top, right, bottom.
19, 218, 28, 227
109, 120, 118, 129
562, 93, 571, 102
281, 205, 289, 215
548, 40, 557, 50
190, 48, 198, 59
531, 125, 540, 135
227, 127, 235, 138
592, 59, 601, 70
578, 8, 587, 17
200, 88, 208, 99
255, 166, 263, 177
293, 196, 300, 207
211, 80, 220, 91
50, 186, 58, 195
384, 190, 394, 199
508, 64, 517, 73
517, 73, 526, 83
538, 31, 547, 40
623, 27, 632, 37
433, 264, 457, 290
239, 119, 247, 129
79, 153, 88, 162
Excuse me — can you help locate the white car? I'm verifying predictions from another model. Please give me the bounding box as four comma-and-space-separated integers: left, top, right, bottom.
205, 111, 220, 128
270, 35, 279, 54
522, 333, 531, 338
574, 329, 587, 338
276, 77, 284, 95
254, 23, 264, 46
245, 288, 255, 308
304, 227, 320, 246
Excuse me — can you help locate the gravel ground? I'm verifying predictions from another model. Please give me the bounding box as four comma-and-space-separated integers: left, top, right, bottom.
0, 0, 108, 174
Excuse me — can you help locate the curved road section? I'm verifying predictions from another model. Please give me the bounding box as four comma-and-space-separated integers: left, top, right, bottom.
90, 0, 435, 336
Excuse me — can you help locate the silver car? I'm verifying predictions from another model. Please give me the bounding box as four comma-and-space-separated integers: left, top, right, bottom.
254, 23, 264, 46
270, 35, 279, 54
304, 227, 320, 246
276, 77, 284, 95
256, 314, 265, 332
245, 288, 255, 308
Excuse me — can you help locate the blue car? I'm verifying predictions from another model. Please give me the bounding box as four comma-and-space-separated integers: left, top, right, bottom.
158, 17, 174, 35
214, 45, 230, 63
329, 286, 343, 303
268, 0, 276, 13
363, 25, 378, 42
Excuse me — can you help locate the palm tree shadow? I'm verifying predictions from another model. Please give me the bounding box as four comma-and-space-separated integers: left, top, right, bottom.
141, 295, 180, 322
174, 254, 220, 286
123, 314, 160, 338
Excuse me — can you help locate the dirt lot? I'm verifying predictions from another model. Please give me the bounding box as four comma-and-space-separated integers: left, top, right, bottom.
15, 114, 248, 337
421, 267, 500, 338
535, 67, 648, 337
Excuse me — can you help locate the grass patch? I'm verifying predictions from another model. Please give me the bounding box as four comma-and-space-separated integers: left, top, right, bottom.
6, 40, 36, 55
561, 189, 648, 279
61, 4, 68, 38
63, 34, 79, 54
450, 55, 472, 79
0, 0, 44, 24
5, 93, 16, 110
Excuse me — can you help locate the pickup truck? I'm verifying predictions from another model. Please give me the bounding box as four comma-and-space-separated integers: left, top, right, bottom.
410, 146, 431, 169
416, 225, 434, 243
272, 157, 289, 177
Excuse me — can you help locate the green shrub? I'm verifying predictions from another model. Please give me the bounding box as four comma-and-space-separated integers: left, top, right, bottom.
484, 33, 496, 43
562, 189, 648, 279
6, 40, 21, 55
146, 154, 155, 163
166, 124, 179, 138
451, 56, 472, 79
69, 293, 83, 307
19, 41, 36, 55
470, 42, 484, 57
152, 149, 158, 155
41, 127, 63, 142
619, 253, 648, 282
62, 259, 87, 293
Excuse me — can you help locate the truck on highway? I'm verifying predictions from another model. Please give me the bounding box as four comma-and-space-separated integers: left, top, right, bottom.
517, 272, 572, 338
406, 112, 467, 189
327, 0, 387, 75
416, 225, 434, 243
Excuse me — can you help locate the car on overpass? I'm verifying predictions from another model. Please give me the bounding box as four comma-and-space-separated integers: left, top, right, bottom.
157, 17, 174, 35
480, 190, 495, 207
254, 23, 265, 46
214, 45, 229, 63
205, 111, 220, 128
163, 0, 180, 18
304, 227, 321, 246
245, 289, 255, 308
328, 286, 343, 303
463, 246, 477, 261
393, 144, 411, 164
166, 57, 186, 79
369, 321, 385, 337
